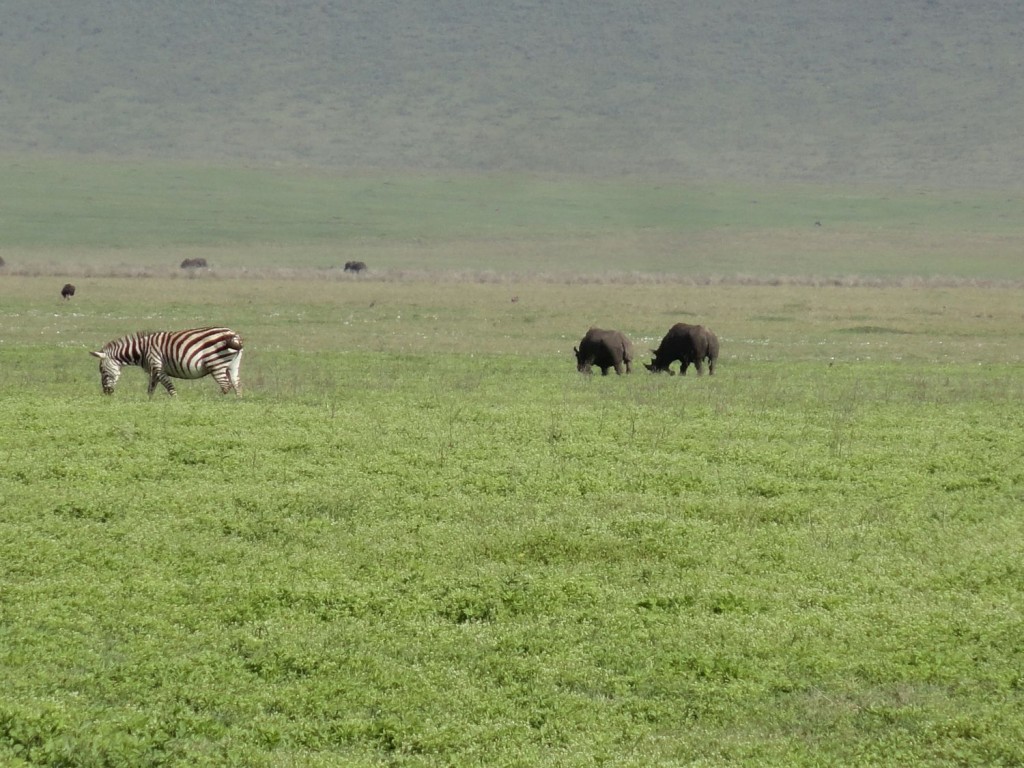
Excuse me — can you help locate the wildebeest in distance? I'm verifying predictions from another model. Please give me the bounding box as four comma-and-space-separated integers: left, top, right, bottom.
344, 260, 367, 273
180, 257, 209, 269
645, 323, 719, 376
574, 327, 634, 375
61, 283, 76, 300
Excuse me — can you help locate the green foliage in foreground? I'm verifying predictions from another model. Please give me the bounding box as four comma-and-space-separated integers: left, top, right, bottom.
2, 347, 1023, 766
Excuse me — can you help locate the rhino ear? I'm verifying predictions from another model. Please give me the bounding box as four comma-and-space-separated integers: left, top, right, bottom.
90, 351, 105, 359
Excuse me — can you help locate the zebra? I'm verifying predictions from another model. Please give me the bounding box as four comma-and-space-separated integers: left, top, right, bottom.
90, 327, 244, 397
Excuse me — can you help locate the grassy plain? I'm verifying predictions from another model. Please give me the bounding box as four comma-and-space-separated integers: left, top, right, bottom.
3, 157, 1024, 282
2, 272, 1023, 767
1, 161, 1024, 765
5, 1, 1024, 187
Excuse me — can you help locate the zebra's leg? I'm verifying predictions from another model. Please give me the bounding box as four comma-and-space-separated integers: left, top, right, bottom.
160, 374, 178, 396
146, 354, 175, 396
227, 350, 243, 396
212, 369, 234, 395
210, 364, 241, 396
150, 368, 176, 396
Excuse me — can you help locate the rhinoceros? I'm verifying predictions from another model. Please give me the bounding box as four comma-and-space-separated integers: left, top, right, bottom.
574, 328, 634, 375
645, 323, 719, 375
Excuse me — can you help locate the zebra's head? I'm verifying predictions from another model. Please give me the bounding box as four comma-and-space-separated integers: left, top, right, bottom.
89, 350, 122, 394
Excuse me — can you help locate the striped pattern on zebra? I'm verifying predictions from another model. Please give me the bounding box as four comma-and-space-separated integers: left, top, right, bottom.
90, 327, 244, 397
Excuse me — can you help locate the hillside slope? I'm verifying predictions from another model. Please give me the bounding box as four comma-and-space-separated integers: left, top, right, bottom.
2, 0, 1022, 186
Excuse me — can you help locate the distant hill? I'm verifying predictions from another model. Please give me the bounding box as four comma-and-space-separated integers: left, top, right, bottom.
2, 0, 1023, 187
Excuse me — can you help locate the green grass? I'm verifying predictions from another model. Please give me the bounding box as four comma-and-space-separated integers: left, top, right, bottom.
5, 1, 1024, 187
2, 274, 1023, 765
4, 158, 1024, 280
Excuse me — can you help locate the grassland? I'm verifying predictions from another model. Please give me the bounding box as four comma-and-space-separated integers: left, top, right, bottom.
5, 0, 1024, 187
2, 272, 1024, 766
4, 157, 1024, 281
2, 160, 1024, 765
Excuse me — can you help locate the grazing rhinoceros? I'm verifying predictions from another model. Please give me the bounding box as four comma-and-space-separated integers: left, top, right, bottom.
574, 327, 634, 375
61, 283, 76, 300
645, 323, 719, 375
343, 260, 367, 273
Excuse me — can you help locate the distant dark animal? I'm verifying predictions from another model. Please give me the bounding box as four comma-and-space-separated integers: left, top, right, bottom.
511, 295, 519, 303
574, 327, 634, 375
0, 256, 5, 267
180, 257, 209, 269
343, 260, 367, 273
645, 323, 719, 376
61, 283, 76, 300
90, 327, 243, 397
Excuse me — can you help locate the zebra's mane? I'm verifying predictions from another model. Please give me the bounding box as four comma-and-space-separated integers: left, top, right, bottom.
101, 330, 162, 362
106, 329, 158, 346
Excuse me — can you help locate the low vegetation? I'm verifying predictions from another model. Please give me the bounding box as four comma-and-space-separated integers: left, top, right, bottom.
5, 2, 1024, 187
3, 157, 1024, 283
1, 159, 1022, 764
1, 269, 1022, 766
